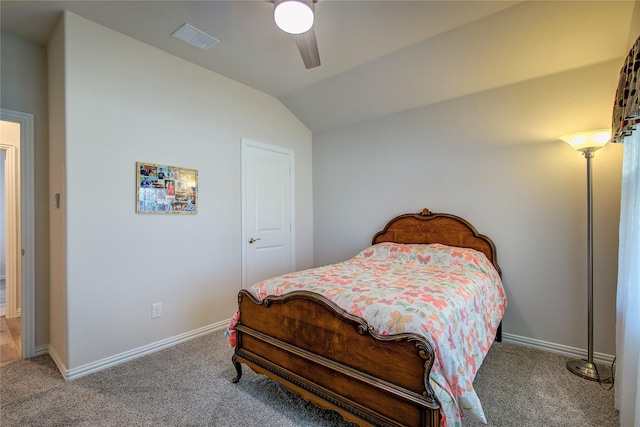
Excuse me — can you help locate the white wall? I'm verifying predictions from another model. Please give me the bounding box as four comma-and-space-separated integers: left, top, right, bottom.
48, 17, 68, 366
49, 12, 313, 371
313, 59, 623, 356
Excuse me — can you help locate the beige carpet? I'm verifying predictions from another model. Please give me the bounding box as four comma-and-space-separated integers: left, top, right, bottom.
1, 330, 618, 426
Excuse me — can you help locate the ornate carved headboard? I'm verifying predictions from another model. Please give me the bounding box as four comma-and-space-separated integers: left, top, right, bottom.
372, 208, 501, 276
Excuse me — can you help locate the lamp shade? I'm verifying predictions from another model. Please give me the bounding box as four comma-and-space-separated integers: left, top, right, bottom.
560, 129, 611, 153
274, 0, 314, 34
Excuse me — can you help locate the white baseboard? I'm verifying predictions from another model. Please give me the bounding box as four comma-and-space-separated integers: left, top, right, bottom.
34, 344, 49, 357
60, 320, 229, 380
502, 333, 616, 366
47, 344, 67, 377
34, 323, 616, 380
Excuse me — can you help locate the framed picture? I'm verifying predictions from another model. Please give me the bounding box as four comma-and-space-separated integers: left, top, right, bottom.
136, 161, 198, 214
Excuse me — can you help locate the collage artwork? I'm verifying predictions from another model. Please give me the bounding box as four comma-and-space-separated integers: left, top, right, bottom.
137, 162, 198, 214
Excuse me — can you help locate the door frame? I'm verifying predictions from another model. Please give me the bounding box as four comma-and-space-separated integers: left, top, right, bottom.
1, 142, 20, 319
241, 138, 295, 289
1, 108, 35, 359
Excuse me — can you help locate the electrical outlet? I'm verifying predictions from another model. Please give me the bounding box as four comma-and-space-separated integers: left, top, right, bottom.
151, 303, 162, 319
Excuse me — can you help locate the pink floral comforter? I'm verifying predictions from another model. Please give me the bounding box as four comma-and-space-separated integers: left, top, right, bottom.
228, 242, 506, 427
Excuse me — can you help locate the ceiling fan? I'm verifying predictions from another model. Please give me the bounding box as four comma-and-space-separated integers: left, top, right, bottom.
272, 0, 321, 69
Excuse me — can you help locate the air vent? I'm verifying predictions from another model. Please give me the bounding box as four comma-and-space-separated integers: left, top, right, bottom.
172, 23, 219, 51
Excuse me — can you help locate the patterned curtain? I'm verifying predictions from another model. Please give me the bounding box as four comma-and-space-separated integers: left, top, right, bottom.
613, 35, 640, 427
612, 35, 640, 143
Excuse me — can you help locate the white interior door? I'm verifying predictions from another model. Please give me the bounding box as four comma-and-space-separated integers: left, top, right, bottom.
242, 139, 294, 289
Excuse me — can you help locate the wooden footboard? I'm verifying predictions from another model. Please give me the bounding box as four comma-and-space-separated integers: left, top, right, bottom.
232, 289, 441, 427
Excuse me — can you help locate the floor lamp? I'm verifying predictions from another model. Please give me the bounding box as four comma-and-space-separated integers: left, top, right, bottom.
560, 129, 611, 381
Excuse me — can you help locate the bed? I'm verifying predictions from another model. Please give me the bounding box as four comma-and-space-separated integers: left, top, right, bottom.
228, 209, 506, 427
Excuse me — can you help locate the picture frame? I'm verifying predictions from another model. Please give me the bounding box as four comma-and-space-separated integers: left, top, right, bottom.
136, 161, 198, 214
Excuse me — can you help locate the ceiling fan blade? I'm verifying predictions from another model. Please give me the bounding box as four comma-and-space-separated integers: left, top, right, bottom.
293, 27, 321, 69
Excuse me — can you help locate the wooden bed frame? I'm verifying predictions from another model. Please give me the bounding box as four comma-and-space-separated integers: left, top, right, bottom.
232, 209, 502, 427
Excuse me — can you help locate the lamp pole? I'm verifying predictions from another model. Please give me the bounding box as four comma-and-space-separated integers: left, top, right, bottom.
560, 129, 611, 382
566, 149, 599, 380
586, 150, 594, 367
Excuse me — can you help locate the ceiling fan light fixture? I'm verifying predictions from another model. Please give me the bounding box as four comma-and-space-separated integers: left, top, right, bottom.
274, 0, 314, 35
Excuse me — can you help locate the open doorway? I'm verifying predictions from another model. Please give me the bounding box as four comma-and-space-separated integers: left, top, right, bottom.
0, 108, 35, 363
0, 120, 22, 364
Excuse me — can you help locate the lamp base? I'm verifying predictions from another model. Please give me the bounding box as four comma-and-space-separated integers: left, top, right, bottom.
566, 359, 612, 383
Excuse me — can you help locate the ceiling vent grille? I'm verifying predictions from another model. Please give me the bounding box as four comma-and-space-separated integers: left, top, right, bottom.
172, 23, 219, 51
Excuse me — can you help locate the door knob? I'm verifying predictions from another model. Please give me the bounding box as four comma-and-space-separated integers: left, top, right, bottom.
248, 237, 261, 244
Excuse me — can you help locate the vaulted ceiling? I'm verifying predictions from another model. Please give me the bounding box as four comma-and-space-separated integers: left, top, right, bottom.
1, 1, 636, 132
